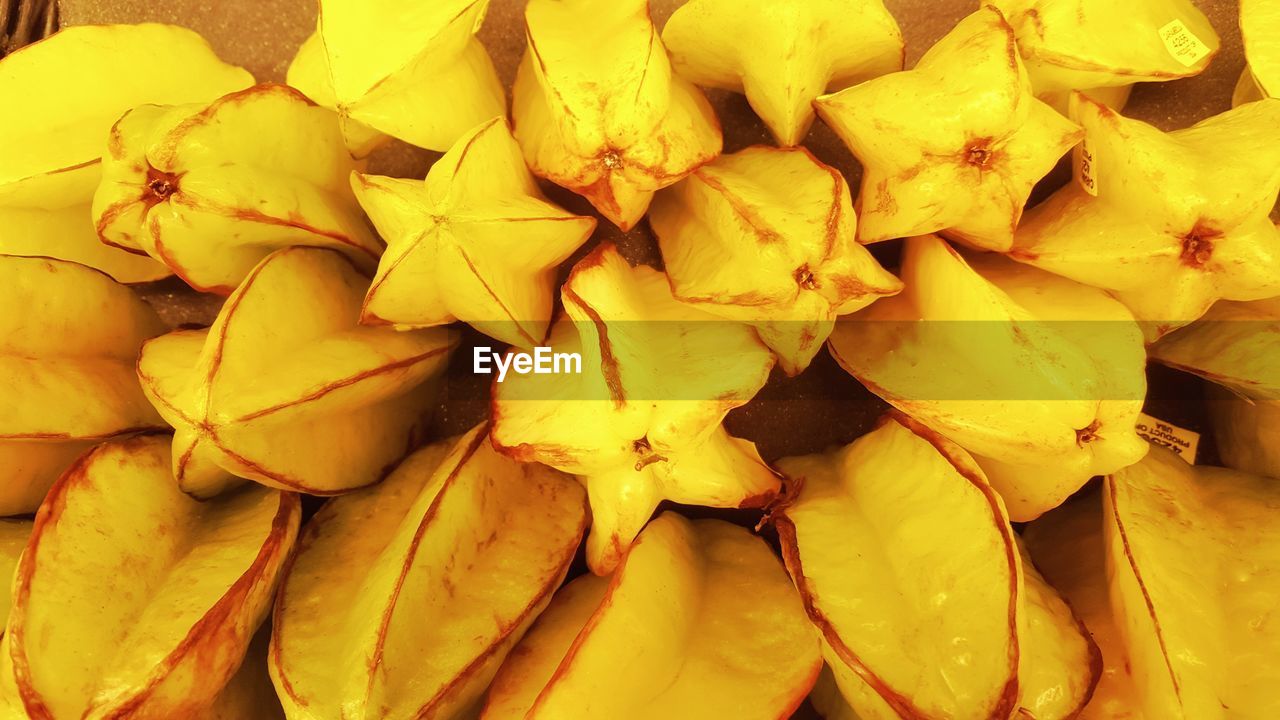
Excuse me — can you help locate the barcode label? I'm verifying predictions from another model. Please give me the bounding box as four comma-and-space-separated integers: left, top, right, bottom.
1077, 136, 1098, 196
1159, 20, 1212, 67
1136, 412, 1200, 464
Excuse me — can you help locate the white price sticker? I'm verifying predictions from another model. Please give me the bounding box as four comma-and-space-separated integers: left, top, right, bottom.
1159, 20, 1212, 67
1077, 136, 1098, 197
1135, 412, 1200, 464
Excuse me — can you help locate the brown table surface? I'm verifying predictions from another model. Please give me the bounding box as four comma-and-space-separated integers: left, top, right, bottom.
49, 2, 1244, 714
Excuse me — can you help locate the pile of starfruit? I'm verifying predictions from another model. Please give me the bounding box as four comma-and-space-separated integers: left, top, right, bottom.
1, 0, 1278, 718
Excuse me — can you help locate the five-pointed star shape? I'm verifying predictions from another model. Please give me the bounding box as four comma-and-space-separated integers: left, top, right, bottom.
662, 0, 904, 146
354, 117, 596, 348
513, 0, 722, 231
490, 244, 780, 575
1012, 95, 1280, 340
813, 6, 1082, 250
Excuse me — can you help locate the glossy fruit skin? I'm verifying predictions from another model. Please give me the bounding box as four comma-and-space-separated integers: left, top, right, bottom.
511, 0, 722, 230
0, 254, 167, 516
354, 116, 595, 347
663, 0, 903, 146
482, 512, 821, 720
6, 435, 299, 719
490, 244, 779, 575
270, 426, 588, 720
93, 84, 382, 294
136, 246, 455, 497
650, 145, 902, 376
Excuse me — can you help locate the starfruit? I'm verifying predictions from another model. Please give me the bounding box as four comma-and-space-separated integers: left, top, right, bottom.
201, 630, 285, 720
93, 83, 382, 294
0, 521, 29, 632
1025, 490, 1141, 719
270, 426, 588, 719
775, 414, 1098, 720
828, 234, 1148, 521
662, 0, 903, 146
813, 7, 1082, 251
0, 206, 168, 284
490, 244, 778, 575
1011, 95, 1280, 340
808, 668, 859, 720
136, 246, 455, 498
286, 0, 505, 155
1151, 297, 1280, 478
649, 145, 902, 376
1104, 446, 1280, 718
1235, 0, 1280, 105
354, 116, 596, 346
0, 24, 251, 283
512, 0, 722, 230
0, 254, 166, 516
480, 512, 820, 719
4, 434, 299, 719
989, 0, 1219, 113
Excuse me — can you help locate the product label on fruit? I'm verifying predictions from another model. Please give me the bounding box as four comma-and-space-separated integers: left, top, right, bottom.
1159, 20, 1212, 67
1077, 137, 1098, 197
1135, 412, 1200, 464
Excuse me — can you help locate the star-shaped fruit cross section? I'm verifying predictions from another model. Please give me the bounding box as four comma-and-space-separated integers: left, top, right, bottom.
1012, 95, 1280, 340
512, 0, 722, 230
662, 0, 904, 146
814, 6, 1082, 250
650, 145, 902, 376
354, 117, 597, 348
491, 244, 780, 575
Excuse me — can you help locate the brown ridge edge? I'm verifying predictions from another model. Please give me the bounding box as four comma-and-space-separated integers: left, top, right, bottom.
90, 488, 300, 718
774, 411, 1023, 719
9, 438, 300, 718
412, 459, 591, 719
268, 431, 487, 710
1104, 475, 1183, 706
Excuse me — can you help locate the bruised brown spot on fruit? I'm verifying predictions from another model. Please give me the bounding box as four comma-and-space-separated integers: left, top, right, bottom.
794, 265, 818, 290
1179, 223, 1220, 269
632, 437, 668, 471
1027, 8, 1046, 39
1076, 420, 1102, 447
797, 323, 819, 344
143, 166, 182, 209
964, 138, 997, 169
869, 178, 897, 216
677, 289, 774, 307
830, 275, 881, 304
